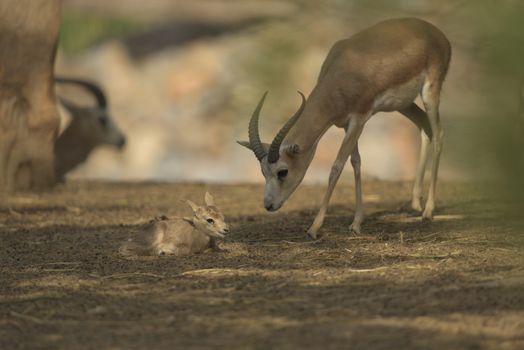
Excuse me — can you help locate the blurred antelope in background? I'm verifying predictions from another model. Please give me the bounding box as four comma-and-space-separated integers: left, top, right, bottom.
54, 77, 126, 182
238, 18, 451, 238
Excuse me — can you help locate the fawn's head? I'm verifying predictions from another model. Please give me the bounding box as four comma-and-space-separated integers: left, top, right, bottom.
186, 192, 230, 238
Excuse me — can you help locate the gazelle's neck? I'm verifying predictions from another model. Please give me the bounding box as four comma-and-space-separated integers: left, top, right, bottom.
284, 92, 336, 154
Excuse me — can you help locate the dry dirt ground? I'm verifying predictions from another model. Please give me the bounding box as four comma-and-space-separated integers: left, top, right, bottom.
1, 181, 523, 349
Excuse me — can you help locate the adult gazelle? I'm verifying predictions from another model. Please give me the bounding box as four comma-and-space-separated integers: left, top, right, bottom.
238, 18, 451, 239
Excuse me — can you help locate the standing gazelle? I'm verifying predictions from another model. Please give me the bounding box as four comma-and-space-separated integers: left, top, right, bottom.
238, 18, 451, 238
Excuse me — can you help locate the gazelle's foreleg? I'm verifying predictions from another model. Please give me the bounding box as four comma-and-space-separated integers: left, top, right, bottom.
307, 118, 365, 239
421, 83, 443, 220
349, 143, 364, 234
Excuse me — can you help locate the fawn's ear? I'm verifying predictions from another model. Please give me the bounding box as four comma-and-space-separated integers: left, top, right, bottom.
185, 200, 199, 213
204, 192, 215, 206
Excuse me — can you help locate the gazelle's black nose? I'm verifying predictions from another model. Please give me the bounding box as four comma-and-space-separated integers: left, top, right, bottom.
265, 204, 273, 211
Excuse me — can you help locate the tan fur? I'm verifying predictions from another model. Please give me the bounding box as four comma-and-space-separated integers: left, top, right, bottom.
239, 18, 451, 238
0, 0, 62, 191
120, 192, 230, 256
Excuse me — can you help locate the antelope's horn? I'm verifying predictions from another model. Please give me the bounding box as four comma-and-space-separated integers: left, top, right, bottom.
248, 91, 269, 161
267, 91, 306, 163
55, 77, 107, 108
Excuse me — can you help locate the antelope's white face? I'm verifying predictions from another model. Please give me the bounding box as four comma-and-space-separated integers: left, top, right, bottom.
238, 91, 310, 212
259, 147, 310, 211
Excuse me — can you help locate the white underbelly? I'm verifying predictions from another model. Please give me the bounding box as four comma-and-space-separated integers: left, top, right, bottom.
372, 73, 425, 113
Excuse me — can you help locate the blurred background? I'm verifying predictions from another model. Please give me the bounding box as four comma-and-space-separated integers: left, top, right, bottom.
55, 0, 524, 187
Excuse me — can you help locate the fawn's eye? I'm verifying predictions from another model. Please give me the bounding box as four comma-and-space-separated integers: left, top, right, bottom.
277, 169, 288, 179
207, 218, 215, 224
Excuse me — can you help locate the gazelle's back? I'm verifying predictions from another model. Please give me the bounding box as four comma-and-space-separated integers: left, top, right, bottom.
321, 18, 450, 78
316, 18, 451, 114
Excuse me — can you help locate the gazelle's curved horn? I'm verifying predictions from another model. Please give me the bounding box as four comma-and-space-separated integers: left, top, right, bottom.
248, 91, 269, 161
267, 91, 306, 163
54, 77, 107, 108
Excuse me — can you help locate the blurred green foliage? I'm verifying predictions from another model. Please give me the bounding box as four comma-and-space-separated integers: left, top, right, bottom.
235, 20, 313, 125
59, 12, 145, 54
472, 1, 524, 217
246, 29, 303, 96
481, 2, 524, 77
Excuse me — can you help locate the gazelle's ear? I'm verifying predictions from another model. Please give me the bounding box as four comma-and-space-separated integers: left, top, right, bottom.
237, 141, 252, 150
284, 144, 300, 157
204, 192, 215, 206
185, 200, 199, 214
237, 141, 271, 153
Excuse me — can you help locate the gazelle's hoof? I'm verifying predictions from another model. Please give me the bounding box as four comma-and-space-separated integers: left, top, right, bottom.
422, 208, 434, 221
411, 200, 423, 213
349, 223, 361, 235
306, 227, 319, 240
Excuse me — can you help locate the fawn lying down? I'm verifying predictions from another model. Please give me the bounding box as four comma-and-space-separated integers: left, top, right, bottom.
121, 192, 229, 256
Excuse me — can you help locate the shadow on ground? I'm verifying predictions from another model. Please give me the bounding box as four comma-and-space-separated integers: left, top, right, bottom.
0, 181, 522, 349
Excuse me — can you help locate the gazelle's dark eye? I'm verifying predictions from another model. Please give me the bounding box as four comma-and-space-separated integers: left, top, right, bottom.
277, 169, 288, 179
207, 218, 215, 224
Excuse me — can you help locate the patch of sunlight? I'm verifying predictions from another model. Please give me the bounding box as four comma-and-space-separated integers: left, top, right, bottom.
363, 314, 524, 338
180, 268, 262, 278
363, 194, 381, 203
381, 214, 465, 223
17, 275, 99, 289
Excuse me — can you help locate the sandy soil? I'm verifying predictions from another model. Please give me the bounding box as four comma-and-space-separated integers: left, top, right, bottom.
1, 181, 523, 349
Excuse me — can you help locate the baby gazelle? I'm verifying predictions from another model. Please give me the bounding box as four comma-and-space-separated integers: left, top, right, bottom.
121, 192, 230, 256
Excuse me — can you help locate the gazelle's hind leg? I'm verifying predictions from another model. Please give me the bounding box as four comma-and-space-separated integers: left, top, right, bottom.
420, 80, 444, 220
412, 131, 431, 212
398, 103, 432, 212
349, 142, 364, 234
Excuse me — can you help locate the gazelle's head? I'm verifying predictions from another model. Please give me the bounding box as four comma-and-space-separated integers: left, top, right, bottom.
186, 192, 230, 238
58, 78, 126, 149
238, 92, 310, 212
